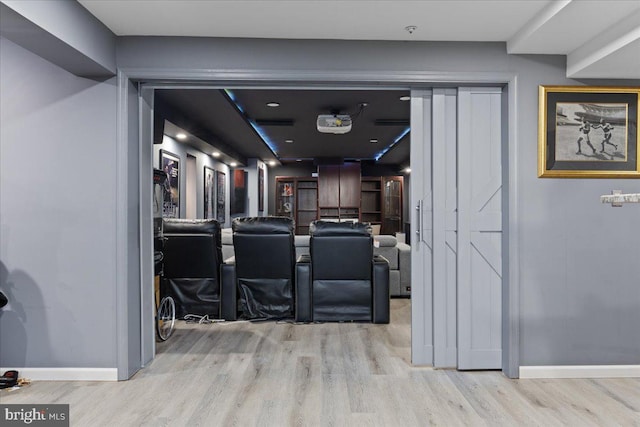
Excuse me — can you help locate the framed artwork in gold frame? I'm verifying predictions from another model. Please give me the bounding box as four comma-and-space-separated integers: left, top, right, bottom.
538, 86, 640, 178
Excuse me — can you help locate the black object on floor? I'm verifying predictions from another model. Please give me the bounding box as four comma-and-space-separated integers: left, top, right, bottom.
0, 370, 18, 389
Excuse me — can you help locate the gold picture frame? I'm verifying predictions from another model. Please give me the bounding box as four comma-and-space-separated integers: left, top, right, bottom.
538, 85, 640, 178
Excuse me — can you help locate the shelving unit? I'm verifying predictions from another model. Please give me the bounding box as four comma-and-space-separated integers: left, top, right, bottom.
277, 170, 403, 235
275, 177, 295, 219
275, 176, 318, 234
360, 177, 382, 226
296, 178, 318, 235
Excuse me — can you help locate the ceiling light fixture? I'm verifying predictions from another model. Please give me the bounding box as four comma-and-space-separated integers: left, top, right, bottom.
285, 139, 294, 144
176, 133, 187, 140
399, 96, 410, 101
404, 167, 412, 173
268, 160, 276, 167
212, 151, 221, 157
296, 159, 302, 162
370, 138, 378, 143
230, 162, 237, 167
266, 102, 280, 107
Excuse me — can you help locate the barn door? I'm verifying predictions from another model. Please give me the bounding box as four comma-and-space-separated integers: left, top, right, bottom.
410, 89, 434, 365
432, 89, 458, 368
457, 87, 503, 370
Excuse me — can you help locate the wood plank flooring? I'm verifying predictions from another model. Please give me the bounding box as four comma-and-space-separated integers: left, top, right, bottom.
2, 299, 639, 426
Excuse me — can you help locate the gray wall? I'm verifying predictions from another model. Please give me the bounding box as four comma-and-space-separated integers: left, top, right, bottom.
118, 37, 640, 367
0, 37, 117, 368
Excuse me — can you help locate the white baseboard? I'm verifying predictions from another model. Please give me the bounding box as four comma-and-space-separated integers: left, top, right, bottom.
0, 367, 118, 381
519, 365, 640, 379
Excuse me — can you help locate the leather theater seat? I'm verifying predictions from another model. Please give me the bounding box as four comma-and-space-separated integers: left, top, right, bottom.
295, 221, 390, 324
162, 218, 223, 318
221, 217, 296, 320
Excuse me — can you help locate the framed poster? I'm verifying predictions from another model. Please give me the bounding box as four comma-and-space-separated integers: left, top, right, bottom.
216, 170, 226, 224
159, 150, 180, 217
538, 86, 640, 178
204, 166, 215, 219
231, 169, 248, 215
258, 166, 264, 212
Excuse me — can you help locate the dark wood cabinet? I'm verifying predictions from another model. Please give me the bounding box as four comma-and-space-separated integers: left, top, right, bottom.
317, 165, 339, 207
318, 162, 361, 222
339, 162, 361, 208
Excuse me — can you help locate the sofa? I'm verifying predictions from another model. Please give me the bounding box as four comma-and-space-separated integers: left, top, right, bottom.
222, 228, 410, 297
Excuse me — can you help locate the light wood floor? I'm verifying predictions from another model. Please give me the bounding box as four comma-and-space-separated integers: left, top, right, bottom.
2, 299, 639, 426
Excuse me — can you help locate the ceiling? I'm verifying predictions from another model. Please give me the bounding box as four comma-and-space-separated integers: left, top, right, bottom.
156, 88, 411, 167
79, 0, 640, 79
78, 0, 638, 169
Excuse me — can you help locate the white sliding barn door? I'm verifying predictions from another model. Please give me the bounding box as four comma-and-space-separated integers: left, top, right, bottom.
410, 90, 434, 365
432, 89, 459, 368
457, 87, 503, 370
410, 87, 503, 370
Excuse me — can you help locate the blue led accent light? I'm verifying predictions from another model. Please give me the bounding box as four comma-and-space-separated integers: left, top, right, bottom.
223, 89, 278, 156
375, 127, 410, 161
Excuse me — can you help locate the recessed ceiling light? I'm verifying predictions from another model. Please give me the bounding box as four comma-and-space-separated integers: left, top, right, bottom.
176, 133, 187, 140
285, 139, 294, 144
230, 162, 237, 167
266, 102, 280, 107
404, 167, 411, 173
399, 96, 410, 101
268, 160, 276, 166
370, 138, 378, 143
296, 159, 302, 162
212, 151, 221, 157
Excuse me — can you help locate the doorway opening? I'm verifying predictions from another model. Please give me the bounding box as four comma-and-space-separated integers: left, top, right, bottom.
148, 86, 415, 365
123, 73, 518, 380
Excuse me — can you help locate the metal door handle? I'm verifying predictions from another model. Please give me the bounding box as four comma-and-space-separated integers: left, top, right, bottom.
415, 200, 423, 246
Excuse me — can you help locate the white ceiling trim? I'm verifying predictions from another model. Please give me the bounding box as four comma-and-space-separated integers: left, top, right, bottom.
506, 0, 572, 54
567, 10, 640, 79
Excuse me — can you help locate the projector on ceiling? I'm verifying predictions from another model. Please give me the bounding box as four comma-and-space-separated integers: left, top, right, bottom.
317, 114, 352, 134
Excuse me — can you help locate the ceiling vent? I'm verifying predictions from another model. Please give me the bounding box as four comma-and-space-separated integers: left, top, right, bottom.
317, 114, 352, 134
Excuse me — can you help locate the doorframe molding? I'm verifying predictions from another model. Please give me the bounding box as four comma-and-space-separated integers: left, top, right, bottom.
116, 68, 521, 378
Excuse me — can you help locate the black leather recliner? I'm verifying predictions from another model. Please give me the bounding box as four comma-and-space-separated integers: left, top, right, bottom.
295, 221, 390, 324
221, 217, 296, 320
162, 218, 223, 318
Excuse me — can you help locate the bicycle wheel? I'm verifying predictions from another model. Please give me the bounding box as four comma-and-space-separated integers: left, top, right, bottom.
156, 296, 175, 341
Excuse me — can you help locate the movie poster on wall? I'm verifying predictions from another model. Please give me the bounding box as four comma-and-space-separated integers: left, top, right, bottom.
216, 171, 226, 224
160, 150, 180, 218
258, 166, 264, 212
204, 166, 215, 219
231, 169, 247, 215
